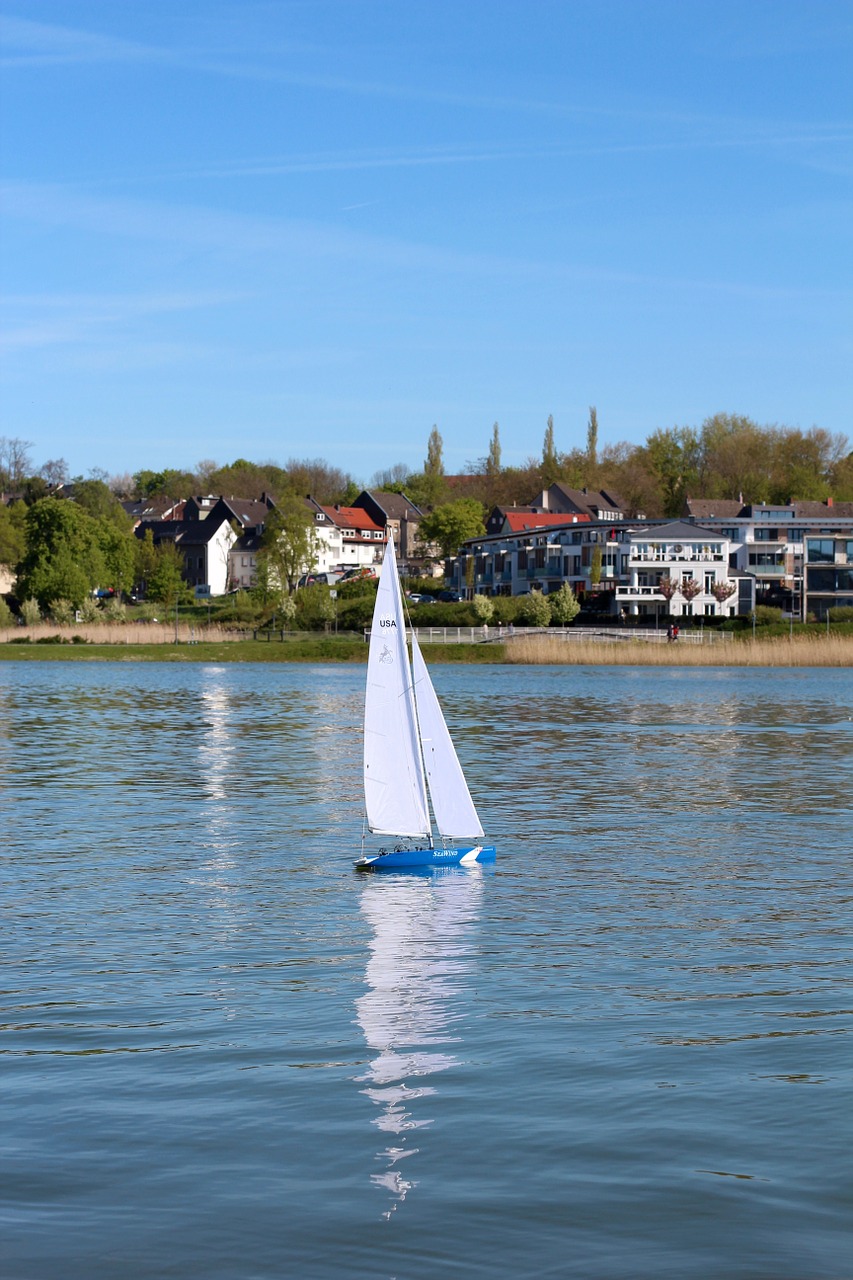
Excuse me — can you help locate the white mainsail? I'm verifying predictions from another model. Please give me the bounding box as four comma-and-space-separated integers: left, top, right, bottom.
411, 632, 485, 841
363, 541, 430, 838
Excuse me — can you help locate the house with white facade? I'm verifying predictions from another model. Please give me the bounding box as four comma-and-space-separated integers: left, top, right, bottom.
683, 498, 853, 618
306, 499, 387, 573
451, 518, 746, 618
136, 515, 236, 596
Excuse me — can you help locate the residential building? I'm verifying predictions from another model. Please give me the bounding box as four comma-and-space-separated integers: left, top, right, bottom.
351, 491, 425, 567
306, 499, 387, 573
451, 518, 745, 619
803, 532, 853, 619
136, 515, 236, 595
683, 498, 853, 617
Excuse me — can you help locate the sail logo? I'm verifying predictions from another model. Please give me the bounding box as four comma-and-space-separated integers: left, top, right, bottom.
379, 617, 397, 628
379, 644, 394, 665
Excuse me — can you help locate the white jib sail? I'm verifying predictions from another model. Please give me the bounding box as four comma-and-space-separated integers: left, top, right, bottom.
411, 632, 485, 841
364, 541, 430, 838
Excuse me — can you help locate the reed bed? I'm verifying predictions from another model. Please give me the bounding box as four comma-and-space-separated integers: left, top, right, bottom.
505, 633, 853, 667
0, 622, 243, 646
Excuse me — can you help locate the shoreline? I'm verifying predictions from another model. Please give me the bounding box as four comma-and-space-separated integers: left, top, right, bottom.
1, 633, 852, 667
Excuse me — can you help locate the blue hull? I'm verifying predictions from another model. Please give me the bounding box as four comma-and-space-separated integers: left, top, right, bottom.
356, 844, 496, 871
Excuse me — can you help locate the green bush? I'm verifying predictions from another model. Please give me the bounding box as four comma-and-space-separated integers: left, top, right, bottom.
405, 601, 478, 626
751, 605, 784, 626
20, 598, 41, 627
48, 598, 75, 626
489, 596, 523, 624
518, 592, 552, 626
0, 597, 14, 628
472, 594, 494, 622
294, 583, 336, 630
828, 606, 853, 622
102, 598, 127, 622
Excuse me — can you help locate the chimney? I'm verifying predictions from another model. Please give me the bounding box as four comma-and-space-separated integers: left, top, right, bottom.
828, 496, 834, 508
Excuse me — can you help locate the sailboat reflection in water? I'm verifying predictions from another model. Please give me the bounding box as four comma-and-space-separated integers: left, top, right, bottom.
354, 868, 485, 1218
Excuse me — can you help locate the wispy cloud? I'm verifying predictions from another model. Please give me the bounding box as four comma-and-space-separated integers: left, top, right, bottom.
0, 14, 163, 67
0, 288, 247, 352
2, 180, 844, 308
4, 12, 850, 147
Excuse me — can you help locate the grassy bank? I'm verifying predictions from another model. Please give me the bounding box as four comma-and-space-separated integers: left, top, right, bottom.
2, 624, 852, 666
505, 633, 853, 667
0, 632, 505, 664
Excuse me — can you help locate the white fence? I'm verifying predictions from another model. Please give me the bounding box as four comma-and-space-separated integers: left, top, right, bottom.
364, 626, 734, 646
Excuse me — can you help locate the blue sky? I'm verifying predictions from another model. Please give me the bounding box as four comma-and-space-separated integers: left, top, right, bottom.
2, 0, 851, 484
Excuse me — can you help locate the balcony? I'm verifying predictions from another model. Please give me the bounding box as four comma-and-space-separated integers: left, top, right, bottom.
630, 551, 725, 564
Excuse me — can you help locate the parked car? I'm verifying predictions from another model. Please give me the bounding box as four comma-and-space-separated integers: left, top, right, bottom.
406, 592, 436, 604
338, 567, 377, 582
297, 571, 343, 588
437, 590, 463, 602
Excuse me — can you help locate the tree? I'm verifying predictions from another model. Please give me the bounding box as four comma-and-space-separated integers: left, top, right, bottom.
417, 499, 486, 560
640, 427, 701, 516
541, 415, 559, 487
370, 462, 410, 491
97, 522, 137, 598
16, 498, 106, 607
0, 437, 33, 489
658, 574, 678, 607
519, 591, 552, 626
425, 427, 444, 477
0, 500, 26, 567
549, 583, 580, 625
286, 457, 353, 504
40, 458, 69, 488
72, 477, 133, 532
472, 594, 494, 623
261, 493, 320, 594
486, 422, 502, 476
147, 542, 191, 608
680, 576, 701, 608
590, 544, 603, 586
711, 581, 736, 606
586, 406, 599, 469
134, 529, 159, 593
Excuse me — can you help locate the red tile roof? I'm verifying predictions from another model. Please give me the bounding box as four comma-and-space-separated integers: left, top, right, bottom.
503, 511, 591, 533
321, 505, 384, 534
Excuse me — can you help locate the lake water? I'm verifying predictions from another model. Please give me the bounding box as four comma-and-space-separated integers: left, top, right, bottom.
2, 661, 851, 1279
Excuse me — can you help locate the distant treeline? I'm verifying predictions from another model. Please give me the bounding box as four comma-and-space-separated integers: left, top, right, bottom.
3, 412, 851, 519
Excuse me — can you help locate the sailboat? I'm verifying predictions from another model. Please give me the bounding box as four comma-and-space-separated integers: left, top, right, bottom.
357, 539, 496, 871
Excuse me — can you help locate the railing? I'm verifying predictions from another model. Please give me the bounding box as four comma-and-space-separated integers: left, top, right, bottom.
362, 626, 734, 646
630, 553, 725, 563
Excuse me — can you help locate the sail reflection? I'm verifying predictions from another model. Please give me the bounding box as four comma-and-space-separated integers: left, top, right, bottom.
354, 868, 484, 1218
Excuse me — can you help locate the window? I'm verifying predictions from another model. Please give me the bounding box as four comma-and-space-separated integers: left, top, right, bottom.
721, 527, 740, 541
807, 539, 834, 563
704, 572, 714, 593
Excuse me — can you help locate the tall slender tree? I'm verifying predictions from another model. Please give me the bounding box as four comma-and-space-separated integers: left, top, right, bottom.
425, 426, 444, 477
541, 415, 560, 487
486, 422, 502, 476
586, 406, 599, 469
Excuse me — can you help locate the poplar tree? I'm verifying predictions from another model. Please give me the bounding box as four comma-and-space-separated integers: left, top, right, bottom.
425, 426, 444, 477
587, 406, 599, 468
486, 422, 502, 476
541, 415, 559, 486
